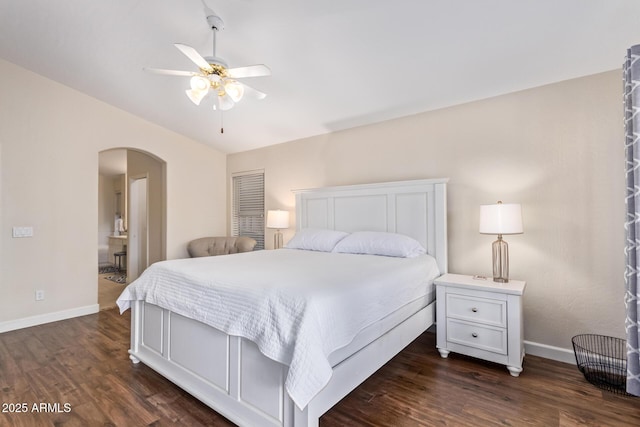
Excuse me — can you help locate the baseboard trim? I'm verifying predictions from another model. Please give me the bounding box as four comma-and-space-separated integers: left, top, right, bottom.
524, 340, 576, 365
0, 312, 582, 365
0, 304, 100, 333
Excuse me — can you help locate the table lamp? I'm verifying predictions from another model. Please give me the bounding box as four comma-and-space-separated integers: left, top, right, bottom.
479, 201, 523, 283
266, 210, 289, 249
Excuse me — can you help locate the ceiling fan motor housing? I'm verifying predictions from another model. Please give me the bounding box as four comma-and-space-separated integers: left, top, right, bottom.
204, 56, 229, 71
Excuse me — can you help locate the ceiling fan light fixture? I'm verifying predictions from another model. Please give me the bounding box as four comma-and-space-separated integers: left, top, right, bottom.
190, 75, 210, 91
218, 91, 235, 111
224, 80, 244, 103
145, 7, 270, 125
185, 88, 208, 105
186, 76, 212, 105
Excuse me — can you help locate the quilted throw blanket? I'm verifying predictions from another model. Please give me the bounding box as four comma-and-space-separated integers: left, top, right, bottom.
117, 249, 439, 409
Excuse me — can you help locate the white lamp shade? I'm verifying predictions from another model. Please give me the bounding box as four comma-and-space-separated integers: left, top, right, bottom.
185, 88, 208, 105
190, 76, 210, 91
224, 79, 245, 103
479, 203, 523, 235
218, 91, 235, 111
266, 210, 290, 229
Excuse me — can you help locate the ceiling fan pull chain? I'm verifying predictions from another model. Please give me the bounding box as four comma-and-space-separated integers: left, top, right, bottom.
220, 111, 224, 134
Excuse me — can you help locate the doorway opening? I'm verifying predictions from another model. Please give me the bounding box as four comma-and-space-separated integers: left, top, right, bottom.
98, 148, 166, 310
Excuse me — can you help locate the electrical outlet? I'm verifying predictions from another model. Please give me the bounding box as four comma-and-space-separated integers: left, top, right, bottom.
35, 290, 45, 301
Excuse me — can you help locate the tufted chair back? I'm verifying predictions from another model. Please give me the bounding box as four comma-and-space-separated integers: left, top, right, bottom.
187, 236, 257, 258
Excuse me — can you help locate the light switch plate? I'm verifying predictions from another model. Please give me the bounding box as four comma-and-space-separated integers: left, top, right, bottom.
12, 226, 33, 238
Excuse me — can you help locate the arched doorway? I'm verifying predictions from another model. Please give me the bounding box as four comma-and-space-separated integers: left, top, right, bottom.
98, 148, 166, 310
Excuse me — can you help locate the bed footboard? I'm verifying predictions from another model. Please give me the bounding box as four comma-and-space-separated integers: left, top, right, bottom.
129, 300, 435, 427
130, 300, 297, 427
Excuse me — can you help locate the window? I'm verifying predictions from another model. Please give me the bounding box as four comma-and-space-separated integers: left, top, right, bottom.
231, 171, 265, 250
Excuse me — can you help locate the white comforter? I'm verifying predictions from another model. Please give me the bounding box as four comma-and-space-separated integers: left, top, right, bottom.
117, 249, 439, 409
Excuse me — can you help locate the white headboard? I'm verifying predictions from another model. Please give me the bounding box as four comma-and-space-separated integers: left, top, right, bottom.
293, 178, 448, 273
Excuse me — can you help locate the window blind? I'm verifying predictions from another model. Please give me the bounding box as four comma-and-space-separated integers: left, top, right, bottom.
232, 172, 265, 250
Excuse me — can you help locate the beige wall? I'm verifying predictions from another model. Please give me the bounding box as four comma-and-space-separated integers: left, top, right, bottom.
0, 52, 625, 353
0, 59, 227, 325
228, 70, 625, 352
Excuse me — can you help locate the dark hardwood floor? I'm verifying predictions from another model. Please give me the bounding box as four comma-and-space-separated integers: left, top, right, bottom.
1, 309, 638, 426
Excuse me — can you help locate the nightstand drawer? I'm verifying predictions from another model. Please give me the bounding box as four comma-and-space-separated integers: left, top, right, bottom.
446, 293, 506, 327
446, 319, 507, 354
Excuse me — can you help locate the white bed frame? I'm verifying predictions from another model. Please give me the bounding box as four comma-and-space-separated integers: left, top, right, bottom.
127, 178, 448, 427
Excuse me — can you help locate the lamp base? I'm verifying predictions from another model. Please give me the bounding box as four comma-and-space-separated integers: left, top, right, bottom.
492, 236, 510, 283
273, 230, 283, 249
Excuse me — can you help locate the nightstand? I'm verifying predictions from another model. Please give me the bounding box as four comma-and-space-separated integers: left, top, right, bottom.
434, 273, 526, 377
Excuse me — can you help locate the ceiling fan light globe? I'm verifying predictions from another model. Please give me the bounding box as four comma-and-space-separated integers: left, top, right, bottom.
224, 80, 244, 103
218, 92, 235, 111
190, 76, 210, 91
185, 88, 207, 106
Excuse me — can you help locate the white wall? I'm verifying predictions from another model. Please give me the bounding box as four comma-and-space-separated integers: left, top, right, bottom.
228, 70, 625, 357
0, 59, 227, 328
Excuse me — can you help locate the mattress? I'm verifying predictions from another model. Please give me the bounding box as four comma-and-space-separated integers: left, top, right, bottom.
327, 292, 434, 366
117, 248, 440, 409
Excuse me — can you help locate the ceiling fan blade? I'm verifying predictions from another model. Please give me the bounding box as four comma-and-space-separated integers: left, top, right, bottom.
240, 82, 267, 100
144, 67, 197, 77
200, 0, 215, 17
227, 64, 271, 79
174, 43, 213, 72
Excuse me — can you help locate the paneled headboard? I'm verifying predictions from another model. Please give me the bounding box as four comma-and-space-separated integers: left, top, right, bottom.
293, 178, 448, 274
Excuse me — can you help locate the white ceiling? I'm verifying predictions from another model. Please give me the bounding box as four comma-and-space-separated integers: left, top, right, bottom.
1, 1, 640, 154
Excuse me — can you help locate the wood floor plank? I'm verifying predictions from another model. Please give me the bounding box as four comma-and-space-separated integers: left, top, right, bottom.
1, 309, 639, 426
24, 359, 84, 404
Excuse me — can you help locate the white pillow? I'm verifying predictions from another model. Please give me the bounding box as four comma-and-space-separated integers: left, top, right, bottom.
285, 228, 349, 252
333, 231, 426, 258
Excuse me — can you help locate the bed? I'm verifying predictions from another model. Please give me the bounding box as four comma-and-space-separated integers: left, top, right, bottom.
117, 178, 448, 427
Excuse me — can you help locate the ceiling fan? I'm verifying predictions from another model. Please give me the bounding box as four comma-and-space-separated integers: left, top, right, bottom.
145, 4, 271, 112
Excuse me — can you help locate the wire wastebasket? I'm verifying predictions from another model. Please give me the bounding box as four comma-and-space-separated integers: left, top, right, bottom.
572, 334, 630, 395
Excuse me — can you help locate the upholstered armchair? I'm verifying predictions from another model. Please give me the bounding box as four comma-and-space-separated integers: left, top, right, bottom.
187, 236, 257, 257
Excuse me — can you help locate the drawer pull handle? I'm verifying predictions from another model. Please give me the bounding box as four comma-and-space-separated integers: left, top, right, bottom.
472, 332, 478, 338
471, 307, 478, 313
